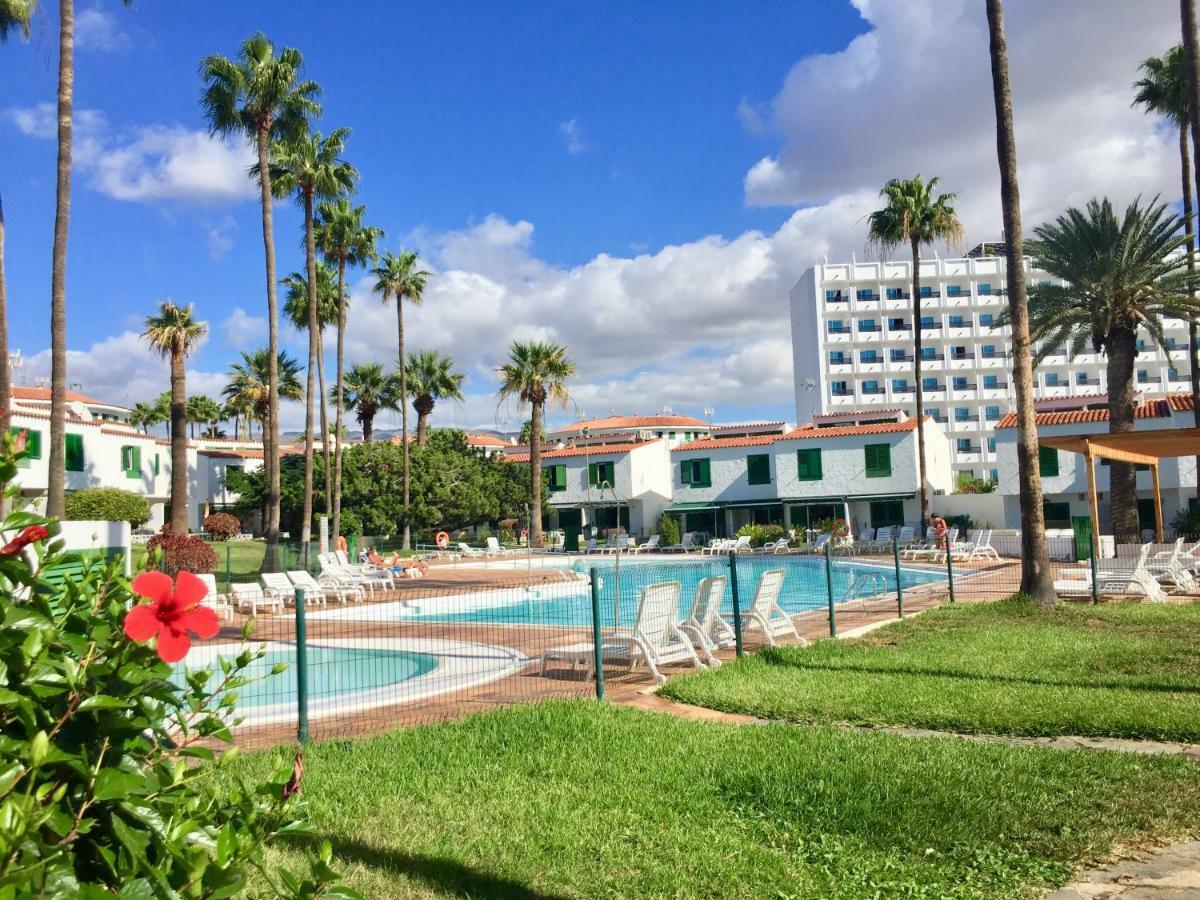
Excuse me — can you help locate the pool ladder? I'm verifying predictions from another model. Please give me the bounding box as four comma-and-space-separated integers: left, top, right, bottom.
842, 572, 890, 604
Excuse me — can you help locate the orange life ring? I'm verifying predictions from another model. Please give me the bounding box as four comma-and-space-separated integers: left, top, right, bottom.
435, 531, 450, 549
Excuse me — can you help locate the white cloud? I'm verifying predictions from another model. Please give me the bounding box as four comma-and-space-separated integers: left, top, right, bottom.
206, 216, 236, 261
558, 118, 589, 154
222, 308, 267, 348
9, 103, 56, 139
75, 6, 131, 53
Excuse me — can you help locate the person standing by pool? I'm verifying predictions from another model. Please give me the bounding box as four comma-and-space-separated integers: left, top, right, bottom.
931, 515, 949, 550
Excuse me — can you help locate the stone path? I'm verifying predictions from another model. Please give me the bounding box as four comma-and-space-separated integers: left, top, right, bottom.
1048, 842, 1200, 899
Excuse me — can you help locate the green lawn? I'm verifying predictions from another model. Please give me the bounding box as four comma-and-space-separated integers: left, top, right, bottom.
224, 701, 1200, 898
662, 595, 1200, 741
133, 540, 272, 587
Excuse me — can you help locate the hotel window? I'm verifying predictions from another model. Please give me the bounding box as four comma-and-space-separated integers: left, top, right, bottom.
796, 448, 822, 481
12, 428, 42, 470
1038, 446, 1059, 478
829, 351, 846, 365
1074, 372, 1089, 385
956, 439, 973, 454
920, 347, 936, 360
827, 320, 847, 334
1136, 369, 1153, 384
860, 350, 879, 363
890, 348, 908, 362
989, 468, 999, 483
981, 345, 997, 359
946, 285, 964, 297
544, 464, 568, 492
983, 374, 999, 389
888, 317, 908, 330
1165, 337, 1178, 350
987, 437, 997, 453
948, 315, 966, 328
680, 458, 712, 487
858, 318, 878, 332
978, 283, 992, 295
1169, 367, 1181, 381
950, 345, 969, 359
919, 285, 932, 297
120, 445, 141, 479
886, 287, 903, 299
65, 433, 84, 472
825, 289, 845, 302
891, 379, 909, 392
954, 408, 970, 422
952, 376, 969, 390
985, 405, 1001, 421
1043, 501, 1072, 530
856, 288, 875, 300
862, 380, 882, 394
587, 461, 614, 487
928, 408, 946, 423
920, 315, 936, 328
1045, 372, 1060, 387
922, 377, 939, 391
746, 454, 771, 485
1038, 280, 1052, 288
979, 313, 995, 328
864, 443, 892, 478
831, 381, 850, 396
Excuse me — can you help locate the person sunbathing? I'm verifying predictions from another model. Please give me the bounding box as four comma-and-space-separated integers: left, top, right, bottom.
366, 548, 428, 578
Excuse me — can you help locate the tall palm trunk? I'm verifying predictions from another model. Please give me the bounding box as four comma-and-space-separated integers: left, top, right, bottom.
910, 237, 930, 529
1182, 0, 1200, 485
529, 398, 543, 546
361, 410, 374, 443
986, 0, 1054, 601
317, 338, 331, 516
415, 398, 433, 447
1106, 329, 1141, 543
169, 343, 189, 534
47, 0, 74, 519
255, 123, 281, 570
397, 299, 411, 549
0, 194, 10, 434
300, 188, 318, 564
332, 258, 346, 540
1181, 124, 1200, 500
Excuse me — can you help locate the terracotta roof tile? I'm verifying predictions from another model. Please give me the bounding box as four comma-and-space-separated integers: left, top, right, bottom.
506, 441, 655, 462
672, 418, 921, 452
554, 414, 708, 433
996, 394, 1194, 428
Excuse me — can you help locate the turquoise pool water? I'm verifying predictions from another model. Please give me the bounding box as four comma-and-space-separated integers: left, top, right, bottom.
409, 556, 945, 628
174, 645, 439, 709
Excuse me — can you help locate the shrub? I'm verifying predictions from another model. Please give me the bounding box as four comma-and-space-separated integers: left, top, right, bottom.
0, 435, 355, 896
734, 523, 786, 548
1173, 505, 1200, 540
63, 487, 150, 527
338, 510, 362, 537
147, 531, 219, 576
956, 473, 997, 494
203, 511, 241, 540
658, 514, 680, 548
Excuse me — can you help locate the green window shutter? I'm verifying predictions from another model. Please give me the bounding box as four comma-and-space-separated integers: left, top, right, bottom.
1038, 445, 1059, 477
747, 454, 770, 485
122, 446, 142, 478
154, 453, 160, 476
681, 460, 693, 484
697, 458, 711, 487
865, 443, 891, 478
24, 429, 42, 459
796, 448, 822, 480
588, 462, 599, 486
65, 434, 84, 472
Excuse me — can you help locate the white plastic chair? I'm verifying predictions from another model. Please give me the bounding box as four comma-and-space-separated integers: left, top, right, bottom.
678, 575, 733, 666
740, 569, 802, 646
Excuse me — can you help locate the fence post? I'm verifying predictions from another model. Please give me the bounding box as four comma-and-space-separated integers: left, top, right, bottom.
945, 537, 956, 604
295, 588, 309, 744
1089, 548, 1100, 605
824, 541, 837, 637
893, 536, 904, 618
225, 543, 231, 588
727, 551, 744, 658
588, 568, 605, 700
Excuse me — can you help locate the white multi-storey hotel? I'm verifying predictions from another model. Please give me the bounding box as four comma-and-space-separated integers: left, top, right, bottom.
790, 249, 1197, 480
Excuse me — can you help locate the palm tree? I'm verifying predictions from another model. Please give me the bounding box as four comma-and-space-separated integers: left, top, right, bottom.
314, 198, 381, 540
406, 349, 464, 446
201, 33, 320, 569
269, 127, 356, 559
128, 401, 157, 435
342, 362, 400, 443
222, 348, 303, 442
142, 303, 208, 534
222, 396, 256, 440
867, 175, 963, 529
372, 250, 431, 548
152, 392, 173, 437
1024, 197, 1200, 542
497, 340, 575, 546
187, 395, 224, 439
283, 263, 338, 514
0, 2, 35, 41
985, 0, 1054, 604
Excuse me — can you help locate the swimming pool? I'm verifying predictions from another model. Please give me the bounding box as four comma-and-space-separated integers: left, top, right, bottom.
176, 638, 530, 725
315, 556, 946, 629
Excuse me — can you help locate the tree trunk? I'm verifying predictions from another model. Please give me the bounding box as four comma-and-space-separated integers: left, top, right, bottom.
1106, 328, 1141, 543
256, 123, 281, 572
0, 193, 10, 434
910, 237, 930, 529
398, 297, 410, 549
415, 401, 431, 447
169, 344, 189, 534
317, 335, 331, 516
529, 400, 543, 546
362, 412, 373, 444
300, 188, 317, 565
47, 0, 74, 519
332, 257, 346, 540
1181, 125, 1200, 501
986, 0, 1054, 602
1181, 0, 1200, 473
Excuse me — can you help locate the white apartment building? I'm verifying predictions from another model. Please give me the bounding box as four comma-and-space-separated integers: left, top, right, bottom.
790, 251, 1197, 480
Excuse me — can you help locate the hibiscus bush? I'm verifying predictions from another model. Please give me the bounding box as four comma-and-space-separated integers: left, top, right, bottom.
0, 431, 358, 896
148, 530, 219, 576
203, 511, 242, 541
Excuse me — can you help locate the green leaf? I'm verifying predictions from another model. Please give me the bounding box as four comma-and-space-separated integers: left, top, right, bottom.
116, 877, 156, 900
29, 730, 48, 768
93, 769, 144, 802
79, 695, 132, 712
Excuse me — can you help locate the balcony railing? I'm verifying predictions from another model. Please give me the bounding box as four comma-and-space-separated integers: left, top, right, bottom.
831, 389, 853, 397
890, 353, 915, 362
982, 381, 1009, 390
951, 383, 978, 391
888, 322, 913, 331
885, 291, 911, 300
1075, 377, 1101, 386
949, 352, 975, 361
918, 353, 945, 362
857, 325, 881, 333
826, 295, 849, 304
861, 387, 886, 395
919, 322, 943, 330
956, 444, 982, 454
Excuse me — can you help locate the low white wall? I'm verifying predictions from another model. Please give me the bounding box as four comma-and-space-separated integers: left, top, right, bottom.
57, 519, 131, 576
933, 493, 1008, 529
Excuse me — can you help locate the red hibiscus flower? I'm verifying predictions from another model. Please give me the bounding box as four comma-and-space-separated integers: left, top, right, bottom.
0, 524, 50, 557
124, 571, 220, 663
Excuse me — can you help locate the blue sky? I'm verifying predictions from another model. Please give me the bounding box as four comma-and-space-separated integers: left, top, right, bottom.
0, 1, 1184, 432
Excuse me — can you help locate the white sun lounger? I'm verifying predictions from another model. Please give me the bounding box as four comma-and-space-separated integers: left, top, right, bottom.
739, 568, 803, 646
196, 573, 234, 621
457, 542, 485, 558
629, 534, 661, 554
288, 570, 362, 605
606, 581, 705, 683
1053, 545, 1165, 600
229, 582, 283, 616
678, 575, 733, 666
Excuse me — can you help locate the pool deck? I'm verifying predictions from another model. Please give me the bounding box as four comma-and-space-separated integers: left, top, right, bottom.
217, 552, 1032, 749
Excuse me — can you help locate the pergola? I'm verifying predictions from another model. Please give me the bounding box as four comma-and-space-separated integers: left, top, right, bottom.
1039, 426, 1200, 557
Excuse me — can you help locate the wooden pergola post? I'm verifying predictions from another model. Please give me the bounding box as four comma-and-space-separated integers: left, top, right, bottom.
1151, 462, 1165, 543
1084, 441, 1102, 561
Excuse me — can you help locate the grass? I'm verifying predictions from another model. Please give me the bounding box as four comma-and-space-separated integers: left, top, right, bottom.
661, 595, 1200, 741
222, 700, 1200, 898
133, 540, 272, 588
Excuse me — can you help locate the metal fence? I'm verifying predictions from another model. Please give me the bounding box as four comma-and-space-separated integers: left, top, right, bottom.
184, 538, 1037, 748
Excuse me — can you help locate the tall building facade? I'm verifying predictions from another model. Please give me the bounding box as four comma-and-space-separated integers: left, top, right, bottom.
790, 252, 1196, 479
